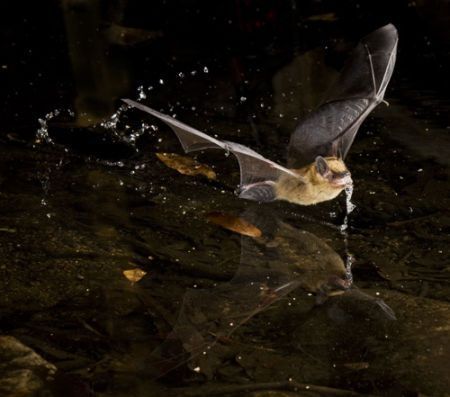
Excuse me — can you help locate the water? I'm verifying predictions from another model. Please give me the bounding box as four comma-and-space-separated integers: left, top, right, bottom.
7, 85, 448, 394
341, 185, 356, 282
36, 109, 74, 145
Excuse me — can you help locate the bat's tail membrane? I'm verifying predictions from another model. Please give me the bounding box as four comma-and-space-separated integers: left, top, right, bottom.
238, 181, 277, 202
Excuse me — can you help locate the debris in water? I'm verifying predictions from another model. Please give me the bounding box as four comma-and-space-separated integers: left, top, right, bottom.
123, 268, 147, 283
206, 212, 262, 237
156, 152, 217, 180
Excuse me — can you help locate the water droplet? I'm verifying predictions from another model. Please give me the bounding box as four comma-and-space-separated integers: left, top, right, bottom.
137, 85, 147, 100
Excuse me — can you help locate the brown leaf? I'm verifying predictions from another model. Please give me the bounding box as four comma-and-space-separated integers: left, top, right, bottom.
207, 212, 262, 238
156, 152, 216, 180
123, 268, 147, 283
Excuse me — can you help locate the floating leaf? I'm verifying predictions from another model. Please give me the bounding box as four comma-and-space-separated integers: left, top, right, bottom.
207, 212, 262, 238
123, 268, 147, 283
156, 152, 216, 180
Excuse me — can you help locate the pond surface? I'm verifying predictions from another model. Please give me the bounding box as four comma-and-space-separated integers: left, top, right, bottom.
1, 9, 450, 397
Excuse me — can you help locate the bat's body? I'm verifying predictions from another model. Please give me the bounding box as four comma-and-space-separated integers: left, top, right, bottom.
123, 24, 398, 206
274, 157, 351, 205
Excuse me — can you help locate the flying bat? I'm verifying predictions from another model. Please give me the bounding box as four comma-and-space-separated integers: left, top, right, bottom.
123, 24, 398, 205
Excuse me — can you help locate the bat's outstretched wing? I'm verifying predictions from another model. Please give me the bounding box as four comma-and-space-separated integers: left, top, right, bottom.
123, 99, 302, 202
288, 24, 398, 168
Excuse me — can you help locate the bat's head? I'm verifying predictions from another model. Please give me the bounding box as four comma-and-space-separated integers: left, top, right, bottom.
315, 156, 353, 189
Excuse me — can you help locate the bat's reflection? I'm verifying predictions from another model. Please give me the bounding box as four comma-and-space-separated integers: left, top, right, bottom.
143, 212, 394, 379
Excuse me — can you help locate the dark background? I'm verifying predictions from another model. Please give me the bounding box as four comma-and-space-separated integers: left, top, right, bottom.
0, 0, 449, 140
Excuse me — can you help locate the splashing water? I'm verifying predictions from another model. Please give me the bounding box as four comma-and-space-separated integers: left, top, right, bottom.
341, 185, 356, 281
345, 184, 356, 215
100, 104, 128, 131
100, 87, 157, 149
36, 109, 74, 145
137, 85, 147, 100
100, 104, 152, 150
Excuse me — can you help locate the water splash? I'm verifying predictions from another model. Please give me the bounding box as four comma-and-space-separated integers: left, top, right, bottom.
137, 85, 147, 100
36, 109, 74, 145
345, 185, 356, 215
341, 184, 356, 282
100, 104, 128, 131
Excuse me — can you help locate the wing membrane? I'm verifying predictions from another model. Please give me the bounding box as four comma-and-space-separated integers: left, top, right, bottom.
288, 24, 398, 167
123, 99, 300, 191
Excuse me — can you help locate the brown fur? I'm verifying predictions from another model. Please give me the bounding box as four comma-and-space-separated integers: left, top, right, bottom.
276, 157, 350, 205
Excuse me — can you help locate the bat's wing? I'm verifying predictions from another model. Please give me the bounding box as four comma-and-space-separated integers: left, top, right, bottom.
288, 24, 398, 168
123, 99, 303, 202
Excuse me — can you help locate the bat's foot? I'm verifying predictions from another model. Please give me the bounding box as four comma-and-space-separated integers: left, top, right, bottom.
238, 181, 277, 203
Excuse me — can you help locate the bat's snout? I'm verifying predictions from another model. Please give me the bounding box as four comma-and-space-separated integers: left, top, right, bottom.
331, 171, 353, 188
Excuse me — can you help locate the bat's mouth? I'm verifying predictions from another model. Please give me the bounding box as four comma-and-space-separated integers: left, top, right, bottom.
330, 173, 353, 188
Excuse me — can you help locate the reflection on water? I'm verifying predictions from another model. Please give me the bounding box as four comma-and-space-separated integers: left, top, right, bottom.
1, 18, 450, 397
145, 210, 395, 381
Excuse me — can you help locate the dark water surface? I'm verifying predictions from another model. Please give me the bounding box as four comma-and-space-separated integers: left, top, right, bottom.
1, 3, 450, 396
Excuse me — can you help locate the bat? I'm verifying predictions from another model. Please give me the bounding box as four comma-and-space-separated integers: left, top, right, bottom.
122, 24, 398, 206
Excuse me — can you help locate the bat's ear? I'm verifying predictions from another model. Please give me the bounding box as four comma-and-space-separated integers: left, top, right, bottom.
315, 156, 331, 177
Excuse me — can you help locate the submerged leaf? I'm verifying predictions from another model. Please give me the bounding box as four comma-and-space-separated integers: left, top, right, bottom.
156, 152, 216, 180
123, 268, 147, 283
207, 212, 262, 237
